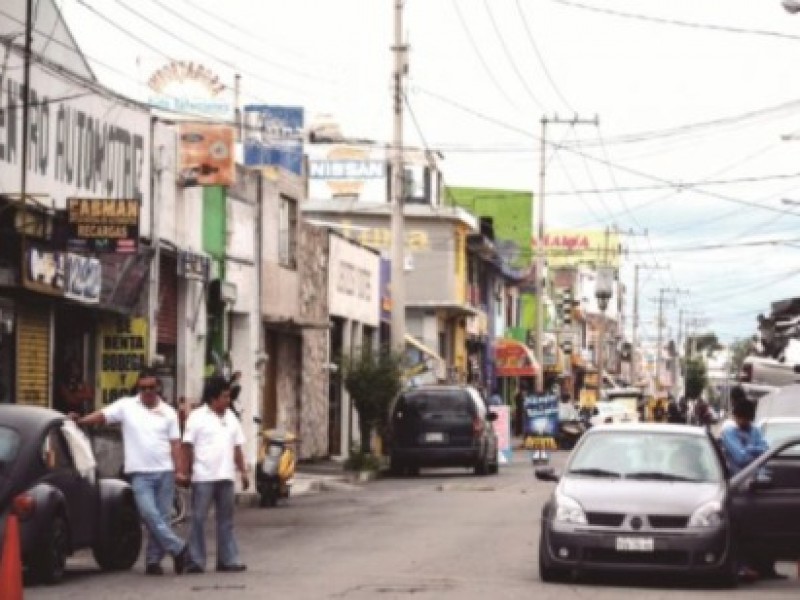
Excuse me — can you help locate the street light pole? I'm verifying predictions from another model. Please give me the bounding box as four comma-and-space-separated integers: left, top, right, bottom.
390, 0, 407, 352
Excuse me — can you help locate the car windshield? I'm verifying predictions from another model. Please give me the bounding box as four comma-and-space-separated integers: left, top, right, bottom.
567, 430, 722, 483
397, 391, 475, 419
761, 422, 800, 456
0, 426, 21, 476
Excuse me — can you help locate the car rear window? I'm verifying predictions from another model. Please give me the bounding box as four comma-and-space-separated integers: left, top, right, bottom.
398, 391, 475, 418
0, 426, 21, 475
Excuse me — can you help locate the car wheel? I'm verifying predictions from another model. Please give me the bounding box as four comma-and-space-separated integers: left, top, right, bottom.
406, 464, 420, 477
30, 514, 69, 584
93, 499, 143, 571
473, 454, 488, 476
488, 459, 499, 475
389, 456, 405, 477
538, 532, 570, 583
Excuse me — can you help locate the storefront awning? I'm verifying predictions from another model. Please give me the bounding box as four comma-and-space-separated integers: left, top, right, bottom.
405, 334, 444, 363
404, 334, 446, 382
494, 338, 540, 377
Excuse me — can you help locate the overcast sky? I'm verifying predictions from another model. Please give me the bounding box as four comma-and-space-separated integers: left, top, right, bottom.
58, 0, 800, 345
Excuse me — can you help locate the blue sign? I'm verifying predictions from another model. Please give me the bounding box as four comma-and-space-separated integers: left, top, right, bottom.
523, 394, 559, 437
243, 105, 304, 175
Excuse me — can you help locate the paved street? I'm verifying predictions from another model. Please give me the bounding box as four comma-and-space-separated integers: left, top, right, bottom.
28, 450, 798, 600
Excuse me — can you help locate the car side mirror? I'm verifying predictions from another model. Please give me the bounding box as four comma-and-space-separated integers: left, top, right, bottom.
487, 412, 498, 422
535, 467, 560, 482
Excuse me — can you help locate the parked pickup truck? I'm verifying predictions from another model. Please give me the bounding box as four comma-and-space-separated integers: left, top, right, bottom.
738, 355, 800, 400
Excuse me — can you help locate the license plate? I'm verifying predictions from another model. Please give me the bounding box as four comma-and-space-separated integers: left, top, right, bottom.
615, 537, 654, 552
425, 432, 444, 443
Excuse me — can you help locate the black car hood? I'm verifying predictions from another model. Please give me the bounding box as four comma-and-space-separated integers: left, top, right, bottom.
559, 477, 724, 514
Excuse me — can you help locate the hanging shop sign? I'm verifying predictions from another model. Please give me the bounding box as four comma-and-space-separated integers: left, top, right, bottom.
177, 123, 235, 187
99, 317, 148, 405
494, 338, 539, 377
177, 250, 210, 282
67, 198, 139, 253
23, 246, 100, 303
243, 105, 304, 177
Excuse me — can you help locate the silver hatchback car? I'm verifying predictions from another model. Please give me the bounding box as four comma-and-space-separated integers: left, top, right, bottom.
536, 423, 800, 585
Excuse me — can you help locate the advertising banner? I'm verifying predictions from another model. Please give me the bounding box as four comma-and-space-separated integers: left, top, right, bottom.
67, 198, 139, 253
243, 105, 304, 176
99, 317, 148, 405
178, 123, 235, 187
491, 405, 513, 463
23, 246, 101, 304
532, 229, 621, 269
523, 394, 559, 451
494, 338, 538, 377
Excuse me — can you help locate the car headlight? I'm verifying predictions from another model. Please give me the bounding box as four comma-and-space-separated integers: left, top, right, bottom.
688, 501, 724, 528
554, 494, 587, 525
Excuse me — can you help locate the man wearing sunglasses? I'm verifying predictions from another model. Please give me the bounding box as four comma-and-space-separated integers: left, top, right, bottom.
75, 367, 189, 576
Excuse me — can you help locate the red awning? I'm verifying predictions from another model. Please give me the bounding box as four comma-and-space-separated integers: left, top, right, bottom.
494, 338, 540, 377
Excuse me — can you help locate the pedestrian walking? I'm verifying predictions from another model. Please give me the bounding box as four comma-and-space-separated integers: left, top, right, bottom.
74, 367, 188, 576
181, 375, 249, 574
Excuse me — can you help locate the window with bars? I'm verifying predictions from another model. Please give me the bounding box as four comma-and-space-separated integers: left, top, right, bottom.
279, 195, 297, 269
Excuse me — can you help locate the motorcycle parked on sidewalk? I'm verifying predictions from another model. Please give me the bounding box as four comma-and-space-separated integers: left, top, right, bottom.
256, 428, 297, 507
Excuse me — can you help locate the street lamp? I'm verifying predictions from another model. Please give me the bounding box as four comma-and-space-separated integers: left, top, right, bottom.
595, 266, 615, 389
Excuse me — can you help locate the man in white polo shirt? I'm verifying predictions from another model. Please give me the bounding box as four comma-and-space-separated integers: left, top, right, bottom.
181, 375, 248, 574
76, 367, 188, 576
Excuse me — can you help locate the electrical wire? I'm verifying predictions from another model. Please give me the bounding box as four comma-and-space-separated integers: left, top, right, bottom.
450, 0, 519, 113
550, 0, 800, 43
482, 0, 546, 111
515, 0, 574, 112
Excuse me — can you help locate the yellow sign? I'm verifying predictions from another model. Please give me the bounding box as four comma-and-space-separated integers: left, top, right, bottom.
532, 229, 621, 268
99, 317, 148, 405
341, 221, 429, 251
580, 388, 598, 408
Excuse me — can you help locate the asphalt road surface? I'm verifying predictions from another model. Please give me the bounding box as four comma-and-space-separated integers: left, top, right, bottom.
27, 449, 799, 599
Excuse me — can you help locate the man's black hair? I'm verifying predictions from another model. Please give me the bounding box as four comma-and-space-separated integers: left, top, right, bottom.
732, 397, 756, 421
137, 366, 159, 381
730, 385, 747, 405
203, 375, 231, 404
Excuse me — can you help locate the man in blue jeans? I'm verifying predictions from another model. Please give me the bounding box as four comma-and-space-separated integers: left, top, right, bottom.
180, 375, 248, 573
76, 367, 188, 575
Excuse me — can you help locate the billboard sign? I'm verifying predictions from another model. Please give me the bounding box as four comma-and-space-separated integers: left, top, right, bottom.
178, 123, 235, 187
67, 198, 139, 253
0, 52, 150, 209
533, 229, 621, 268
99, 317, 148, 404
243, 105, 304, 176
146, 60, 233, 118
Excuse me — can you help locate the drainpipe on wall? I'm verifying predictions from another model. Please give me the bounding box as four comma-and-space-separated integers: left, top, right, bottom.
148, 117, 163, 366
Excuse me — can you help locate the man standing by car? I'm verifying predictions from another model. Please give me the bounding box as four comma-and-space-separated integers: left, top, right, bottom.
74, 367, 188, 576
180, 375, 248, 574
719, 394, 786, 580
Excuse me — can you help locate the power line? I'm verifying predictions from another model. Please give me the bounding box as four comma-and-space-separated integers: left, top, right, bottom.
411, 84, 800, 219
482, 0, 545, 111
515, 0, 574, 112
450, 0, 519, 112
551, 0, 800, 43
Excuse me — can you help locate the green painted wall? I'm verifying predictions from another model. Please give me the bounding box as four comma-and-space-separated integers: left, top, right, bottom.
446, 186, 538, 330
202, 186, 227, 369
202, 186, 227, 261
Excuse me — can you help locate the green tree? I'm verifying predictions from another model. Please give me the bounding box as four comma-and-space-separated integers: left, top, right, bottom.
685, 357, 708, 400
341, 346, 403, 455
729, 337, 754, 375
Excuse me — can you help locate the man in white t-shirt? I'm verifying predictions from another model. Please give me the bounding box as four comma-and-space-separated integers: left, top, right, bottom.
180, 375, 249, 573
75, 368, 188, 576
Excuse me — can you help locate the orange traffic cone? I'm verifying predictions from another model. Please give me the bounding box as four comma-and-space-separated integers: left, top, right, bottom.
0, 513, 23, 600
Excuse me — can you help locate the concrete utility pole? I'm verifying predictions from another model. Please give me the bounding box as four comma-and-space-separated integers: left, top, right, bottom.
653, 288, 687, 394
631, 264, 666, 384
535, 114, 598, 393
389, 0, 408, 352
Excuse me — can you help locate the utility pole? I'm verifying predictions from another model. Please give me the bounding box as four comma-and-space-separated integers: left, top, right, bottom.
389, 0, 408, 352
19, 0, 33, 241
535, 114, 598, 393
631, 263, 666, 385
653, 288, 687, 395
